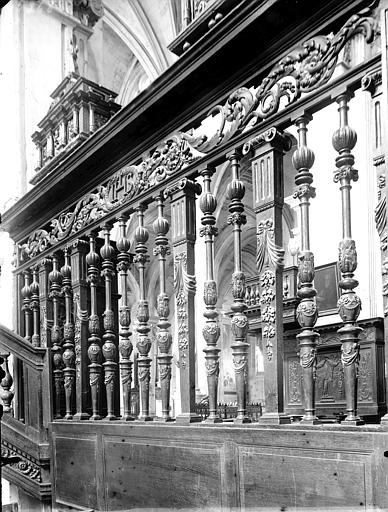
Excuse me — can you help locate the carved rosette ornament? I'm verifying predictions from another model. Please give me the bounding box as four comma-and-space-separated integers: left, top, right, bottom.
227, 151, 251, 423
332, 92, 364, 425
86, 232, 102, 420
61, 248, 75, 419
292, 115, 320, 424
100, 223, 118, 420
199, 166, 222, 422
134, 206, 153, 421
153, 195, 173, 421
49, 253, 64, 419
116, 215, 135, 421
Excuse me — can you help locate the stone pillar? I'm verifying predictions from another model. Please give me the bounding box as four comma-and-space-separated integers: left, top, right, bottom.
165, 178, 202, 424
243, 127, 292, 424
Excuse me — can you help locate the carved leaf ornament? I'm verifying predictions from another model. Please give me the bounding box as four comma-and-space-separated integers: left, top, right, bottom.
21, 8, 375, 260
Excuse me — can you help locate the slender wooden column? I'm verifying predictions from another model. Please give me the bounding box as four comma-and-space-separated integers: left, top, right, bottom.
117, 214, 135, 421
332, 92, 364, 425
70, 240, 90, 420
61, 247, 75, 419
49, 253, 63, 419
227, 150, 251, 424
100, 222, 118, 420
199, 166, 222, 423
292, 114, 320, 425
86, 231, 102, 420
153, 194, 173, 421
244, 128, 292, 424
134, 205, 153, 421
165, 178, 202, 424
38, 258, 54, 424
21, 270, 32, 343
30, 267, 40, 347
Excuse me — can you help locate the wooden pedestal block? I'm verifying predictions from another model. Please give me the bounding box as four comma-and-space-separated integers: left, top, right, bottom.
284, 317, 386, 420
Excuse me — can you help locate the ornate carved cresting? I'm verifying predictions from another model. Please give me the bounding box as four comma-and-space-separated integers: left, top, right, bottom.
100, 223, 118, 420
49, 253, 64, 419
61, 247, 75, 419
134, 206, 153, 421
0, 354, 14, 413
227, 150, 250, 423
86, 232, 102, 420
116, 215, 134, 421
181, 7, 376, 153
292, 115, 320, 424
153, 195, 173, 421
199, 166, 221, 423
21, 270, 32, 343
30, 267, 40, 347
332, 92, 364, 425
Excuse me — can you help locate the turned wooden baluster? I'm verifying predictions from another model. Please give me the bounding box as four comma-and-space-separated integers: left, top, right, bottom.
332, 92, 364, 425
100, 222, 118, 420
134, 205, 153, 421
49, 252, 64, 419
21, 270, 32, 343
153, 194, 173, 421
86, 231, 102, 420
117, 214, 135, 421
0, 354, 14, 413
227, 150, 251, 424
200, 166, 222, 423
292, 114, 320, 424
61, 247, 75, 419
30, 267, 40, 347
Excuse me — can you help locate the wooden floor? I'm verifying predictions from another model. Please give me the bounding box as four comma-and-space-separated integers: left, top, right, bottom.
51, 421, 388, 511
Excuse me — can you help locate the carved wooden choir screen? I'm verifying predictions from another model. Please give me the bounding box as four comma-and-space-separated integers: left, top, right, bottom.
3, 4, 385, 426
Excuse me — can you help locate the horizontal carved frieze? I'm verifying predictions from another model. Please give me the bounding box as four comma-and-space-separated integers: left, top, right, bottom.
20, 6, 377, 261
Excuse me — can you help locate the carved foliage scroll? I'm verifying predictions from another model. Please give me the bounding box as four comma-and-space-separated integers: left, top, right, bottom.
173, 252, 196, 369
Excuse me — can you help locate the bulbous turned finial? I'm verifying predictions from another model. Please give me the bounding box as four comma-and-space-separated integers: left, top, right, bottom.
292, 145, 315, 174
116, 215, 130, 254
332, 125, 357, 154
100, 223, 116, 261
227, 179, 245, 201
86, 234, 100, 268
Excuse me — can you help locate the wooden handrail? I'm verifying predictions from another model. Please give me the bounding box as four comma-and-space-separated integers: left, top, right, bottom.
0, 324, 47, 370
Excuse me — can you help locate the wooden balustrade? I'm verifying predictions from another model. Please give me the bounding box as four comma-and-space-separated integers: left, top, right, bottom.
7, 107, 375, 429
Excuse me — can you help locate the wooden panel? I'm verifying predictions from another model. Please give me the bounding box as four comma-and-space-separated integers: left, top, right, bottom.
102, 437, 223, 510
239, 447, 368, 510
54, 436, 98, 510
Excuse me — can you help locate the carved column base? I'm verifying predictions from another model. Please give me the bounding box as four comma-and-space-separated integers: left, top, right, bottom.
233, 416, 251, 424
74, 412, 90, 420
89, 414, 102, 421
259, 412, 291, 425
175, 413, 202, 424
299, 416, 321, 426
379, 415, 388, 429
341, 417, 365, 426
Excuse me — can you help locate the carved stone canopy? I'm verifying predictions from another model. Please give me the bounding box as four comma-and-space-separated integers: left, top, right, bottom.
31, 73, 121, 186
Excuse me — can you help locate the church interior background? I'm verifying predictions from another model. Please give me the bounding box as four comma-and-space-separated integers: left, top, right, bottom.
1, 0, 388, 510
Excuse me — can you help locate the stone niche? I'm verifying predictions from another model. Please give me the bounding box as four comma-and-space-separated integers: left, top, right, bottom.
284, 317, 386, 420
